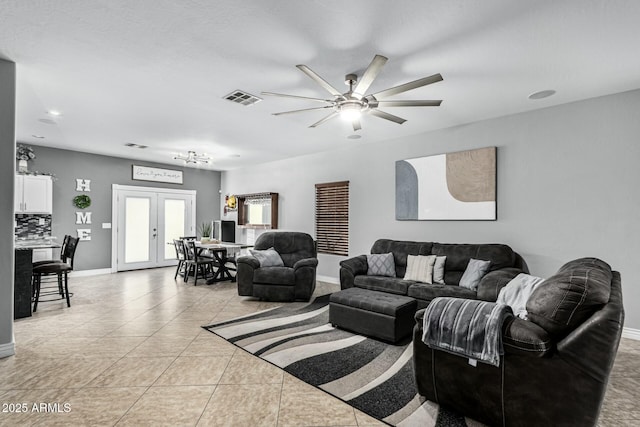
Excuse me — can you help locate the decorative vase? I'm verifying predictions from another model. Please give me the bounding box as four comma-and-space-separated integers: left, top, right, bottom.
18, 159, 28, 172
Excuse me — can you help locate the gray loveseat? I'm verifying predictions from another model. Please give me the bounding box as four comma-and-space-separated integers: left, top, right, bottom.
339, 239, 528, 309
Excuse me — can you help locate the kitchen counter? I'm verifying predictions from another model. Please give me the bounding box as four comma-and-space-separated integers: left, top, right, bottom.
15, 238, 61, 250
14, 238, 61, 319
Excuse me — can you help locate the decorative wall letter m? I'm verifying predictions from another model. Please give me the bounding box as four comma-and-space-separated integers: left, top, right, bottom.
75, 212, 92, 225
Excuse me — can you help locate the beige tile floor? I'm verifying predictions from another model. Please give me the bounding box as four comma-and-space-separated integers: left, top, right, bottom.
0, 267, 637, 426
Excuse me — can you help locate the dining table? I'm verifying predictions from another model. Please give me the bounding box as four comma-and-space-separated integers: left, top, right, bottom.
194, 241, 252, 284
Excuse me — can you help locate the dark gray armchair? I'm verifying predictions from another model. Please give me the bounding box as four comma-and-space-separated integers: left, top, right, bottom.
237, 231, 318, 301
413, 258, 624, 426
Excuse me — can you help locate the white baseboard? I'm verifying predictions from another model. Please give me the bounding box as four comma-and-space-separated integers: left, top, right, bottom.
317, 275, 340, 285
0, 341, 15, 358
622, 327, 640, 341
69, 268, 112, 278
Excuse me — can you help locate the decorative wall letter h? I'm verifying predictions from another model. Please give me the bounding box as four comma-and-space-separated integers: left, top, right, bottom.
75, 178, 92, 241
76, 179, 91, 192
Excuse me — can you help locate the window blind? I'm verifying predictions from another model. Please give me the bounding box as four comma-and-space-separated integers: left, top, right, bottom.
315, 181, 349, 256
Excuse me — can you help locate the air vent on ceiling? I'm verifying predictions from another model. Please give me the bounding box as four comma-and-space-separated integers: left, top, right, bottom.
224, 90, 262, 106
124, 143, 148, 149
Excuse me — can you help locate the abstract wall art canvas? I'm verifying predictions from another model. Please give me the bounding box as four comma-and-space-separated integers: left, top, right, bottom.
396, 147, 496, 220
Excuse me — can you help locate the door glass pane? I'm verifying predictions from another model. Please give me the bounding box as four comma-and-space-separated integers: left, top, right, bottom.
125, 197, 150, 263
164, 199, 185, 259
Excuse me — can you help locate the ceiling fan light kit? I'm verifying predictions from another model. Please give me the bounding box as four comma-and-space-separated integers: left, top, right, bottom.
263, 54, 443, 132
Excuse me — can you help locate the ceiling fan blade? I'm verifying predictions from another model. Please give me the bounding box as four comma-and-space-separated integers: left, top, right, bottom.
376, 100, 442, 107
352, 119, 362, 132
353, 54, 388, 98
369, 109, 407, 124
296, 64, 343, 97
309, 111, 339, 128
272, 106, 334, 116
370, 73, 443, 99
261, 92, 333, 103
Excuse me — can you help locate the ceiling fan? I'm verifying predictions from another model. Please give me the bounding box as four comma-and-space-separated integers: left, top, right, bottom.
262, 54, 443, 132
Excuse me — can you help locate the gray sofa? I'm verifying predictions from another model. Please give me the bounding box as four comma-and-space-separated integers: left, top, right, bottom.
237, 231, 318, 301
339, 239, 528, 309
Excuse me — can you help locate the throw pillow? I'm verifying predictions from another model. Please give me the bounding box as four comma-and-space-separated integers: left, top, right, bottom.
366, 253, 396, 277
249, 247, 284, 267
404, 255, 437, 283
459, 258, 492, 291
496, 273, 545, 319
433, 256, 447, 284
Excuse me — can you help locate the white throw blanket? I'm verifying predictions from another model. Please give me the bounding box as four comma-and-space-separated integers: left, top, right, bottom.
496, 273, 545, 319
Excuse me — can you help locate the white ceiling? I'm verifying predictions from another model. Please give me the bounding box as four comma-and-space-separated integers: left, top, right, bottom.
2, 0, 640, 171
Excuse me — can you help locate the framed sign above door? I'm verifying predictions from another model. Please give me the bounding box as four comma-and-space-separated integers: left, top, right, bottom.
132, 165, 183, 184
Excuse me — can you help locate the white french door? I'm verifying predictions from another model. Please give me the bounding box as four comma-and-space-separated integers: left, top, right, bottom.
112, 185, 196, 271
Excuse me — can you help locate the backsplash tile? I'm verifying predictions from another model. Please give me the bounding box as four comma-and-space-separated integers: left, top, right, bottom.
15, 214, 52, 239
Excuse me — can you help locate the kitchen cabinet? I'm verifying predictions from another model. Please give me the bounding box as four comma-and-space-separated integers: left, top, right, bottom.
15, 174, 52, 214
237, 192, 279, 229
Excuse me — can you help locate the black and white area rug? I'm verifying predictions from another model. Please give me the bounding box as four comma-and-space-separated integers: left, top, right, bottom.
203, 295, 480, 426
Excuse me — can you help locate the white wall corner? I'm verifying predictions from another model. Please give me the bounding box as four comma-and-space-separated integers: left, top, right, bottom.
316, 274, 340, 285
622, 327, 640, 341
0, 341, 15, 358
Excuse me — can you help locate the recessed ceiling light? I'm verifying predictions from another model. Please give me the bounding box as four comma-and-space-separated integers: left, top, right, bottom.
347, 134, 362, 140
47, 110, 62, 116
38, 118, 56, 125
32, 135, 45, 139
528, 90, 556, 100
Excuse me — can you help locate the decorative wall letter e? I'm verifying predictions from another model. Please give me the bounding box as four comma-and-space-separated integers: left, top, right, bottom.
77, 229, 92, 241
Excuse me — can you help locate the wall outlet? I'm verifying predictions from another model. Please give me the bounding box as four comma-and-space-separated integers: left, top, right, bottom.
102, 223, 112, 229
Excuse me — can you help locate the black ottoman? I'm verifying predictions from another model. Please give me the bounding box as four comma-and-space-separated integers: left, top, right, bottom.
329, 287, 417, 343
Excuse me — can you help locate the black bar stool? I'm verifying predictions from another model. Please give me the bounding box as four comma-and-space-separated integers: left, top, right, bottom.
32, 236, 79, 312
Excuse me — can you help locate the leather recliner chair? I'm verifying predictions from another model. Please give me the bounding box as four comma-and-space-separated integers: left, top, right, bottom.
413, 257, 624, 427
236, 231, 318, 301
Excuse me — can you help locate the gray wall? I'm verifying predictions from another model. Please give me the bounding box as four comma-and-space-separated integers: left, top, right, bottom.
222, 88, 640, 329
0, 60, 16, 355
28, 146, 222, 270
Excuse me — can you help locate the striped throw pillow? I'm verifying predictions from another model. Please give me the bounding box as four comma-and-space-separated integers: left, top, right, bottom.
404, 255, 437, 283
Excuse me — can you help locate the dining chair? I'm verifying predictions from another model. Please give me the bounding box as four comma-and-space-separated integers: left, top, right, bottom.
184, 240, 217, 285
173, 239, 187, 280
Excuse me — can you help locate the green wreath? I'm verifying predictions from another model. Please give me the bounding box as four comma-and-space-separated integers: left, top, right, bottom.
73, 194, 91, 209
